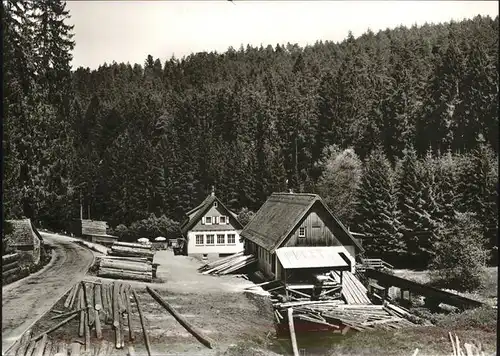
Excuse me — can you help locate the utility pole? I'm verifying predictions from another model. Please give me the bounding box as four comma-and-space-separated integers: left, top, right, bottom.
79, 192, 83, 220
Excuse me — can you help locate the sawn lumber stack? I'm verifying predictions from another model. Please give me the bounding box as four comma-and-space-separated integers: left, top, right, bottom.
198, 252, 257, 275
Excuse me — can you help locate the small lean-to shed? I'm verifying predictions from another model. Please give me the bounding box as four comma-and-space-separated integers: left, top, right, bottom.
5, 219, 42, 264
241, 193, 364, 281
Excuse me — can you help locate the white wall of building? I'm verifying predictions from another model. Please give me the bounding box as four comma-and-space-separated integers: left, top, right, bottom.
186, 230, 244, 256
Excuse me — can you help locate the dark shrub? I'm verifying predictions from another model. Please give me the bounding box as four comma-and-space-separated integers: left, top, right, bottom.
430, 212, 488, 292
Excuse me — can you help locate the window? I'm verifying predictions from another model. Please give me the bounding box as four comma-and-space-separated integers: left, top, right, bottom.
299, 227, 306, 238
217, 234, 225, 245
219, 216, 227, 224
205, 216, 212, 225
214, 202, 218, 207
214, 216, 219, 225
227, 234, 236, 244
195, 235, 204, 245
206, 234, 215, 245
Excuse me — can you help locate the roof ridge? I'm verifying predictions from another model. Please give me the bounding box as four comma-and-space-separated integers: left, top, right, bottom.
271, 192, 319, 197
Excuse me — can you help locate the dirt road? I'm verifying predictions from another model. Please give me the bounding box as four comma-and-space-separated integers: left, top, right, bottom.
2, 232, 94, 352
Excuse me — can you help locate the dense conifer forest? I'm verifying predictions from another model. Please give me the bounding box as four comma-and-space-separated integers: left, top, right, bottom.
3, 0, 498, 267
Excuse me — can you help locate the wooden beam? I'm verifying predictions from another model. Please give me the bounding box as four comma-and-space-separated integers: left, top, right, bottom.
125, 286, 135, 341
132, 289, 152, 356
31, 314, 78, 342
287, 308, 299, 356
146, 287, 215, 349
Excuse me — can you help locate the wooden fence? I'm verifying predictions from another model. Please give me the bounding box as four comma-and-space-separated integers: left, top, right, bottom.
357, 258, 394, 272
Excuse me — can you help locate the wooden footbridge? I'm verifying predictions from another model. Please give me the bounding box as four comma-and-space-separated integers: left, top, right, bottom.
364, 268, 485, 311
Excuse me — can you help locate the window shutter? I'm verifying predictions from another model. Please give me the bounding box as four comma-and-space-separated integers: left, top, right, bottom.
225, 216, 229, 224
214, 216, 219, 225
201, 217, 205, 225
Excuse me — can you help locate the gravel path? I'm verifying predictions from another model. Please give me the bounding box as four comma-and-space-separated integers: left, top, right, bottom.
2, 232, 95, 352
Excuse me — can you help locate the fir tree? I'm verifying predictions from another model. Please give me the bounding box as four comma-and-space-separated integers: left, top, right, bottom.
355, 148, 405, 264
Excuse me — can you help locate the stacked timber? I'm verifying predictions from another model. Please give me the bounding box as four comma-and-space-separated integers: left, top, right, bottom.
9, 280, 151, 356
97, 256, 154, 282
108, 241, 155, 262
274, 301, 422, 335
2, 253, 21, 280
198, 252, 257, 275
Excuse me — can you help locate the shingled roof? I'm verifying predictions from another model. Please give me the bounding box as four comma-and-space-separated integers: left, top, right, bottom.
240, 192, 363, 253
180, 194, 242, 236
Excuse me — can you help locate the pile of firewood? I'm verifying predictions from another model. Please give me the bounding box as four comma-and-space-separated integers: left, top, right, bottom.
9, 280, 152, 356
198, 252, 257, 275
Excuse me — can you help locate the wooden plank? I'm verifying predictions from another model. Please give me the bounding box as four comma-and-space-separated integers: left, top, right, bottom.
3, 261, 20, 272
132, 289, 152, 356
33, 334, 47, 356
125, 286, 135, 341
79, 289, 85, 337
14, 329, 31, 356
146, 287, 215, 349
113, 241, 152, 250
68, 283, 80, 310
50, 308, 85, 320
95, 309, 102, 340
287, 308, 299, 356
41, 340, 52, 356
31, 314, 78, 341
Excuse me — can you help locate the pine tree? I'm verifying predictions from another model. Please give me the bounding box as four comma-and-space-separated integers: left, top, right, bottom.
456, 143, 498, 254
355, 148, 405, 264
396, 145, 439, 266
434, 150, 459, 225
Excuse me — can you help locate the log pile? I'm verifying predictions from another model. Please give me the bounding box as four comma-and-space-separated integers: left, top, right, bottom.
9, 280, 152, 356
2, 253, 21, 280
198, 252, 257, 275
107, 242, 155, 261
274, 301, 423, 334
97, 256, 156, 282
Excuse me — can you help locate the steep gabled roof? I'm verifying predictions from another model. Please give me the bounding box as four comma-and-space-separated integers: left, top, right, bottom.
180, 194, 243, 236
240, 192, 364, 253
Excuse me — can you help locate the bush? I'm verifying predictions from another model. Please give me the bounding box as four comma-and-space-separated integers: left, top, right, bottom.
433, 306, 497, 331
127, 214, 181, 242
237, 207, 255, 227
112, 224, 130, 239
429, 212, 488, 292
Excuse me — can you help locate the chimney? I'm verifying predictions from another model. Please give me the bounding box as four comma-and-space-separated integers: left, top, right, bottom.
211, 185, 215, 197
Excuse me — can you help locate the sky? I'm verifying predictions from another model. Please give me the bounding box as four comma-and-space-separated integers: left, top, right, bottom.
66, 1, 499, 70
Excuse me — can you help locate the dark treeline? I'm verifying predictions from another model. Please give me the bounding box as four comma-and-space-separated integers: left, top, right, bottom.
3, 0, 498, 267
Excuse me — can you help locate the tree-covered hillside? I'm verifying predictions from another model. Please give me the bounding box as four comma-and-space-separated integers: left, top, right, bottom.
3, 0, 498, 267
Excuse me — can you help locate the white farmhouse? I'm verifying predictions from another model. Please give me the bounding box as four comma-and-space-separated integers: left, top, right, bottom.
180, 189, 244, 260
